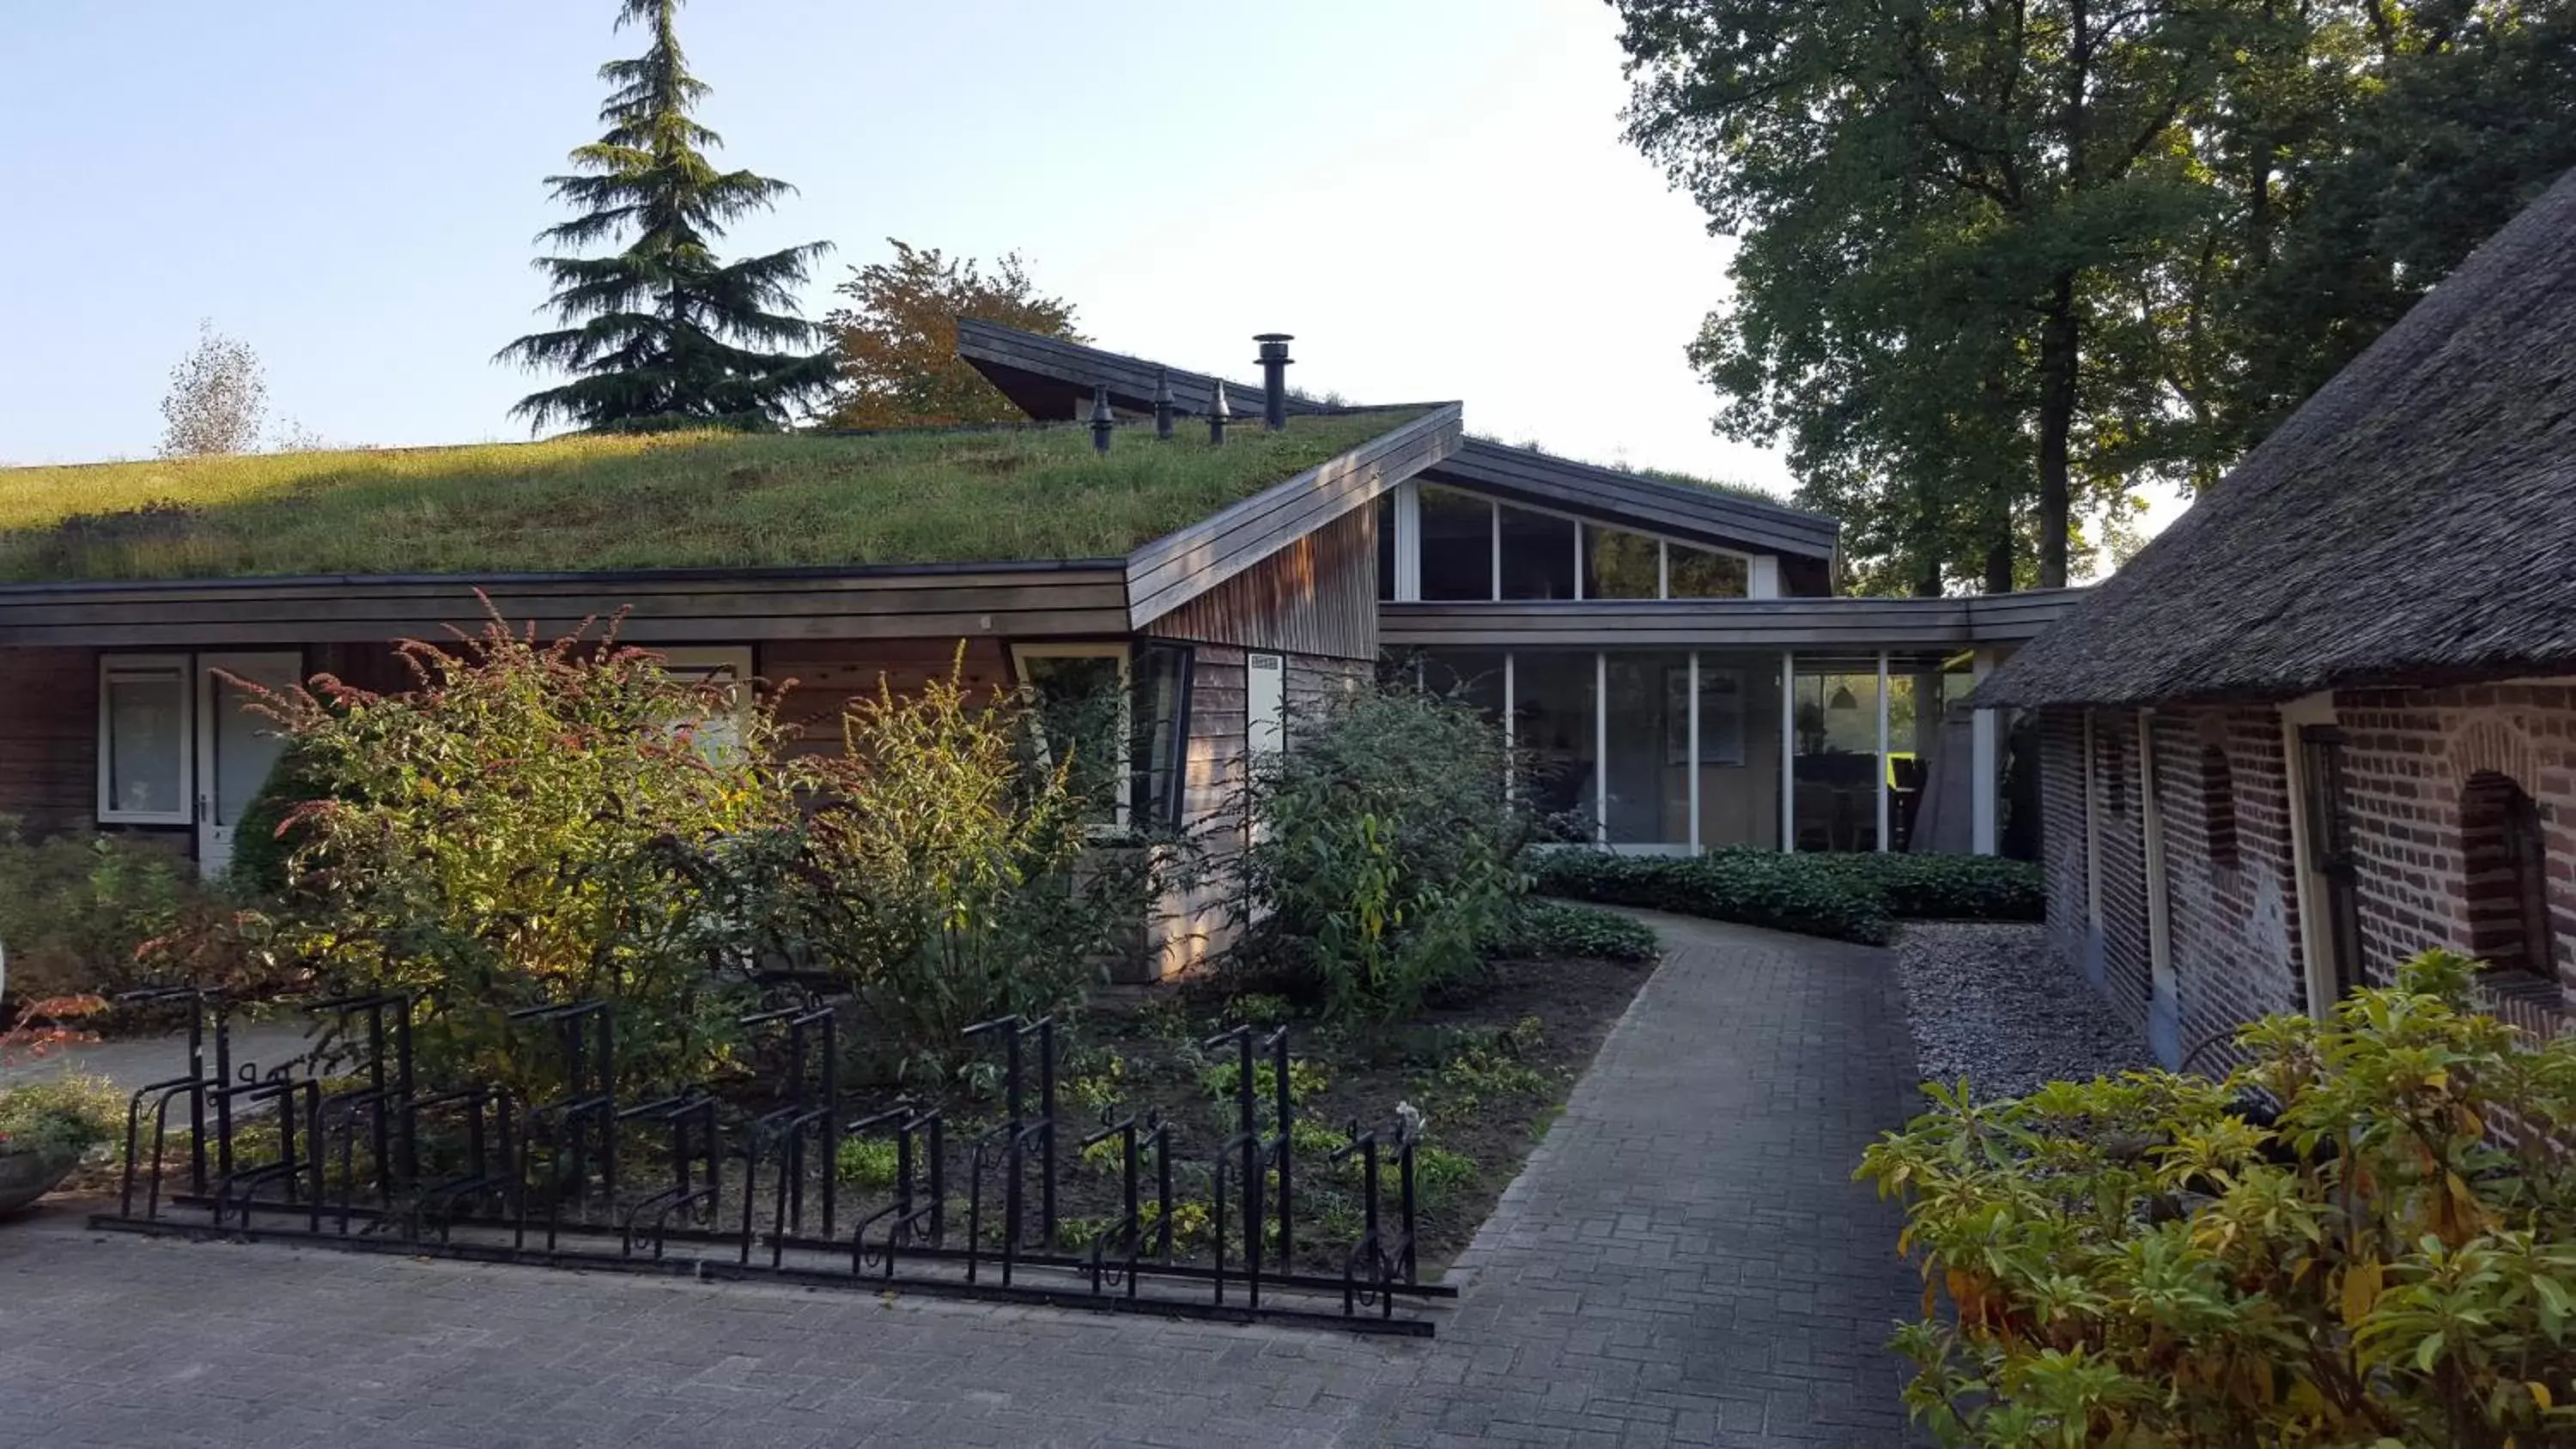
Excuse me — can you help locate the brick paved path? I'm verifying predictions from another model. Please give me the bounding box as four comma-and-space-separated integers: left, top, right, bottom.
0, 915, 1925, 1447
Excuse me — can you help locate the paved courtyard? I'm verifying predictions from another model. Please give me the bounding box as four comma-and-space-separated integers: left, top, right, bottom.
0, 916, 1927, 1447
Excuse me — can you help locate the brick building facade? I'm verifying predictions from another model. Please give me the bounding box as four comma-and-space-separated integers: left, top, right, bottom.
2037, 685, 2575, 1064
1985, 167, 2576, 1058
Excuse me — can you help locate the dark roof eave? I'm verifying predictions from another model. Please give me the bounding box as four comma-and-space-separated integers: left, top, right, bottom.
0, 555, 1134, 599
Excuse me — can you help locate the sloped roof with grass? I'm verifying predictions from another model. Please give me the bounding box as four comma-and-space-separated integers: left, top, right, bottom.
0, 410, 1425, 584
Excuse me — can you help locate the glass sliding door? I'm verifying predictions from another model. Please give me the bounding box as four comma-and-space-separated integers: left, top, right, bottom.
1601, 653, 1689, 847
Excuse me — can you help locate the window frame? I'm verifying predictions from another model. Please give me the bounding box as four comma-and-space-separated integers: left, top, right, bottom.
1010, 641, 1134, 835
97, 652, 196, 826
1383, 480, 1769, 603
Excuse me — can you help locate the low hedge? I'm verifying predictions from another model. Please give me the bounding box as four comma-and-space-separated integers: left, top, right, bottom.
1482, 898, 1660, 963
1530, 848, 2044, 947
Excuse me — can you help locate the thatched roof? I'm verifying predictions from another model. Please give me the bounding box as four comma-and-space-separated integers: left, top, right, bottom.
1980, 167, 2576, 709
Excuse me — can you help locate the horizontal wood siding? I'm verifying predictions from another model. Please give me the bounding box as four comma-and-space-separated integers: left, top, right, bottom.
1126, 405, 1463, 628
0, 567, 1132, 649
0, 646, 100, 834
757, 637, 1014, 761
1144, 506, 1376, 660
1380, 591, 2088, 651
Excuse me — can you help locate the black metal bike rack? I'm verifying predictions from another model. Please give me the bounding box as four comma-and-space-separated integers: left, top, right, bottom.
88, 995, 1455, 1337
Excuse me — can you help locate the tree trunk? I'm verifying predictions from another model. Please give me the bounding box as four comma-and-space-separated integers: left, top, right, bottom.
2035, 274, 2078, 589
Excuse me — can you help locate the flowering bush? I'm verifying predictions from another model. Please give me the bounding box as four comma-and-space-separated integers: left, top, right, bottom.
1861, 949, 2576, 1448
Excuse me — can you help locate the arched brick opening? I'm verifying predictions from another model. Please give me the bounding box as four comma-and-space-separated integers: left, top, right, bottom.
2462, 770, 2555, 977
2200, 740, 2239, 871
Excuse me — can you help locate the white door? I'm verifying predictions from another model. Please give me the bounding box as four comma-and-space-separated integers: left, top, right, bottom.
1246, 653, 1285, 847
194, 652, 302, 877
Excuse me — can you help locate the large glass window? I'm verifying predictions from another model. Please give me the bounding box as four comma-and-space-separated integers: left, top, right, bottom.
1413, 649, 1506, 724
1668, 544, 1750, 598
1511, 652, 1595, 834
1790, 659, 1886, 851
100, 656, 190, 823
1418, 485, 1493, 601
1130, 645, 1193, 829
1015, 646, 1132, 832
1375, 492, 1395, 602
1583, 525, 1661, 600
1498, 505, 1577, 600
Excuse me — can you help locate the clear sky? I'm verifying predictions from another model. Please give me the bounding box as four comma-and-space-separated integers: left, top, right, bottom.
1, 1, 2183, 545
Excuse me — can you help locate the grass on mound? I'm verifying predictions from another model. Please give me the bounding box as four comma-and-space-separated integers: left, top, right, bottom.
0, 409, 1419, 583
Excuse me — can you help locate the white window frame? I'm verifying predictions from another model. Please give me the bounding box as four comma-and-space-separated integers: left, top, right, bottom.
1387, 482, 1770, 603
1010, 642, 1133, 834
97, 653, 196, 826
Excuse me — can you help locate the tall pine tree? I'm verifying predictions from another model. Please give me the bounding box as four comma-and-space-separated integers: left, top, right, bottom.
500, 0, 833, 433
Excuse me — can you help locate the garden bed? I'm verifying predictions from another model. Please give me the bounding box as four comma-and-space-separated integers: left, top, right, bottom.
822, 947, 1658, 1278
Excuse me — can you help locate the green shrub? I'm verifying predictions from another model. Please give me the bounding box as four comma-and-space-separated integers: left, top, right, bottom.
1532, 849, 1895, 943
793, 656, 1144, 1082
1805, 852, 2044, 921
224, 741, 336, 901
1225, 688, 1535, 1022
0, 821, 209, 1002
241, 612, 799, 1100
1861, 949, 2576, 1447
0, 1073, 125, 1159
1484, 899, 1659, 962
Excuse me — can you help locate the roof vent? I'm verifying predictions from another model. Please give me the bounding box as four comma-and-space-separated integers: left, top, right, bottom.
1209, 381, 1230, 447
1255, 333, 1293, 431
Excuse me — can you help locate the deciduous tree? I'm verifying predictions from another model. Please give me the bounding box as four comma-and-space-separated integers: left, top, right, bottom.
498, 0, 834, 433
822, 242, 1084, 429
1613, 0, 2576, 592
157, 321, 268, 458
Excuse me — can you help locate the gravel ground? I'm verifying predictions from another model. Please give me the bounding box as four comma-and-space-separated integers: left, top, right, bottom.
1895, 921, 2156, 1100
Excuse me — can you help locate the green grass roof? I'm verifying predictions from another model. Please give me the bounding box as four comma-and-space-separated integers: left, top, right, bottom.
0, 411, 1419, 584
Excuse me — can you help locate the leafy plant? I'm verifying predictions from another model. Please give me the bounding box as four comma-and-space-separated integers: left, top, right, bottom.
1202, 1056, 1332, 1108
1411, 1146, 1477, 1203
1484, 899, 1659, 962
1860, 949, 2576, 1448
793, 652, 1142, 1082
0, 821, 210, 1002
1224, 687, 1537, 1022
0, 1073, 124, 1160
835, 1136, 902, 1191
242, 607, 798, 1100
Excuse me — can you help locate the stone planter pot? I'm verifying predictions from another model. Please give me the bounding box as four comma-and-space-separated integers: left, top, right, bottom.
0, 1147, 80, 1217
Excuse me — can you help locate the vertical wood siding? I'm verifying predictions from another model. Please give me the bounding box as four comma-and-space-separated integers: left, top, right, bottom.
1144, 507, 1376, 661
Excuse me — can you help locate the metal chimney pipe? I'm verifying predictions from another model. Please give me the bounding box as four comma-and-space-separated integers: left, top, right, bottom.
1255, 333, 1293, 431
1090, 385, 1114, 455
1152, 367, 1176, 440
1208, 381, 1230, 446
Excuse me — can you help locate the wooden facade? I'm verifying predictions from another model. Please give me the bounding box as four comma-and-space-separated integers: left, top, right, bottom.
1145, 507, 1378, 660
0, 564, 1133, 650
1123, 404, 1461, 628
1379, 591, 2088, 652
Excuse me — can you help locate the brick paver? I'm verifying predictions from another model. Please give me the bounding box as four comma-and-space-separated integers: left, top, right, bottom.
0, 913, 1924, 1446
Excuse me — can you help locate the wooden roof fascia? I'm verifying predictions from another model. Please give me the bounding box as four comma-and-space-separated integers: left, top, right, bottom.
1125, 404, 1465, 629
0, 564, 1133, 649
957, 320, 1334, 420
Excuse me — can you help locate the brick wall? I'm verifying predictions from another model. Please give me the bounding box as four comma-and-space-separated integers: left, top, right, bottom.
2032, 676, 2576, 1059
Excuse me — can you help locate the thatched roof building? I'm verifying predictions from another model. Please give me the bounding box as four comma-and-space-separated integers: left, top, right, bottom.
1981, 167, 2576, 708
